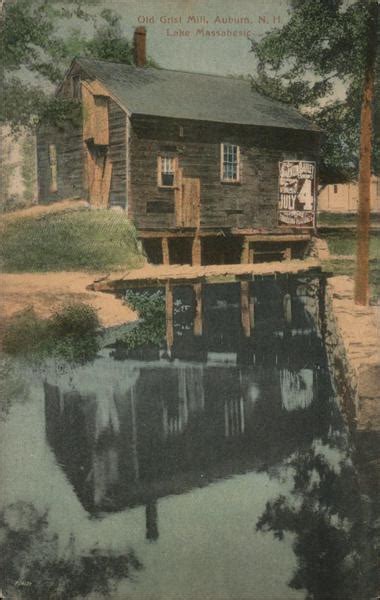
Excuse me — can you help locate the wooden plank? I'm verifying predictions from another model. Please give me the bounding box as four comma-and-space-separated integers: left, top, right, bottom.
94, 96, 109, 145
182, 177, 200, 227
240, 281, 251, 337
101, 158, 112, 207
192, 236, 202, 266
193, 282, 203, 336
162, 237, 170, 265
165, 281, 174, 355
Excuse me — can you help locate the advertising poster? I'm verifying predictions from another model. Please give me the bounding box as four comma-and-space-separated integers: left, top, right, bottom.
278, 160, 316, 227
0, 1, 379, 599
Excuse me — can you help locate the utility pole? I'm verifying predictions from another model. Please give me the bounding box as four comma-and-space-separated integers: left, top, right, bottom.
354, 0, 378, 305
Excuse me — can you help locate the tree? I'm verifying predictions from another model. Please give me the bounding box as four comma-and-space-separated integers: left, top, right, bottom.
0, 1, 144, 132
250, 0, 378, 183
354, 1, 378, 305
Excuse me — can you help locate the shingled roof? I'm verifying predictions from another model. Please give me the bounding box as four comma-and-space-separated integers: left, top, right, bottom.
74, 57, 320, 132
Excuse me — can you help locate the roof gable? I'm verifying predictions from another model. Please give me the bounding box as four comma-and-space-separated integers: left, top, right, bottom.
73, 57, 320, 132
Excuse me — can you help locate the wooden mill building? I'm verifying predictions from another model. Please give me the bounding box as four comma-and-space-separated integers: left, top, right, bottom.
37, 28, 320, 266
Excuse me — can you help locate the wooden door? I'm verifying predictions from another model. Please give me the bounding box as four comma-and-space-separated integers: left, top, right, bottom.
175, 171, 200, 228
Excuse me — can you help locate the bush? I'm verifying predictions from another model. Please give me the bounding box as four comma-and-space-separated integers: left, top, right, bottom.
122, 289, 166, 349
3, 302, 100, 364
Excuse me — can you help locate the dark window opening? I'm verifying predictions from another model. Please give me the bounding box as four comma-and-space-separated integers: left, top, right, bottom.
169, 238, 193, 265
202, 237, 243, 266
142, 239, 163, 264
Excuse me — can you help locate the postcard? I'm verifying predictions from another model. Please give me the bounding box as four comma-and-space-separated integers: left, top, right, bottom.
1, 1, 379, 598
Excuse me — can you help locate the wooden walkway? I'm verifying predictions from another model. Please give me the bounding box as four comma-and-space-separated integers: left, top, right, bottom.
90, 258, 323, 292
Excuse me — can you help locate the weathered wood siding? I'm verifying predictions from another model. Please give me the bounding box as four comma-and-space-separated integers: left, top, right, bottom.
37, 71, 127, 207
129, 115, 319, 230
36, 120, 84, 203
108, 99, 127, 209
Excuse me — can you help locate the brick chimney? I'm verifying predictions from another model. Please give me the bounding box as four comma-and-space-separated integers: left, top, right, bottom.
133, 27, 147, 67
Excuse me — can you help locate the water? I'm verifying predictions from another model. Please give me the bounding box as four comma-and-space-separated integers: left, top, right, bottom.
0, 278, 374, 600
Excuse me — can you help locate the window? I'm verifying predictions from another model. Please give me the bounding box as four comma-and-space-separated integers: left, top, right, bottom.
48, 143, 58, 193
158, 155, 177, 187
221, 143, 240, 182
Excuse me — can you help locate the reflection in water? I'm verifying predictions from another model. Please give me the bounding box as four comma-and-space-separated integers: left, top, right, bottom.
0, 278, 376, 599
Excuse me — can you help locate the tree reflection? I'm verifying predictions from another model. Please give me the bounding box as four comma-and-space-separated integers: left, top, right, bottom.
256, 447, 375, 600
0, 501, 142, 599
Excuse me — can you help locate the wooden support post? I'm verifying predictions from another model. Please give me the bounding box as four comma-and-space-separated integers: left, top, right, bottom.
192, 236, 201, 266
240, 281, 251, 337
193, 282, 203, 336
165, 281, 174, 355
284, 247, 292, 261
249, 246, 255, 264
162, 237, 170, 265
241, 237, 250, 263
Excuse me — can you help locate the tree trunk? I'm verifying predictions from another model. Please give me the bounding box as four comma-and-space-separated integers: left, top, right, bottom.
354, 1, 378, 305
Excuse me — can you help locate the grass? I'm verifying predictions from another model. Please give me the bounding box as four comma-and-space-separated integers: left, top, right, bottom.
0, 208, 144, 272
3, 302, 101, 364
320, 231, 380, 300
317, 212, 380, 226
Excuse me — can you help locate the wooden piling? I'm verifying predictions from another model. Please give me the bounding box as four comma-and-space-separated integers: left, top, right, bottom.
193, 282, 203, 336
165, 281, 174, 354
240, 281, 251, 336
283, 293, 292, 324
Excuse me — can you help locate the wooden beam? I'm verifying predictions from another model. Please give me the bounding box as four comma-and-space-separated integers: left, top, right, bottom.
240, 281, 251, 337
165, 281, 174, 355
162, 237, 170, 265
242, 234, 311, 243
192, 236, 202, 266
193, 282, 203, 336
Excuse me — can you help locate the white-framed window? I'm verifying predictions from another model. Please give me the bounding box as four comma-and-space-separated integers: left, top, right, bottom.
157, 155, 178, 188
221, 143, 240, 182
48, 143, 58, 193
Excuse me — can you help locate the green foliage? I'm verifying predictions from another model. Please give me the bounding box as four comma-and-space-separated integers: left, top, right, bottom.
0, 208, 144, 271
3, 302, 101, 364
0, 359, 27, 420
250, 0, 379, 182
1, 1, 157, 131
122, 290, 166, 349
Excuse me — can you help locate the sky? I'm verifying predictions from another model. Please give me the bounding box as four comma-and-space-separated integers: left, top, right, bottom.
78, 0, 291, 77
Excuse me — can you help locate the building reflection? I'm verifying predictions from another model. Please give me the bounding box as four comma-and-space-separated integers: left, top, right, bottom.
44, 277, 330, 541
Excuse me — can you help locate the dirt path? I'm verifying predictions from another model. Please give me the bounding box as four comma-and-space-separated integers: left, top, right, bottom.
1, 272, 138, 330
